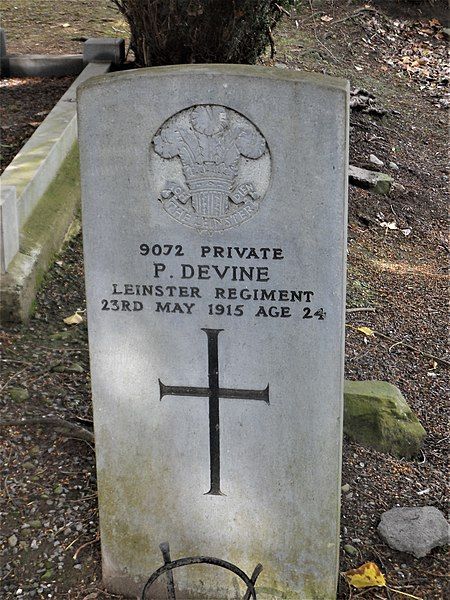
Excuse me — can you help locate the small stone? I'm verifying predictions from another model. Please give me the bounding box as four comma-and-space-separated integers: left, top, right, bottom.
9, 387, 29, 402
66, 362, 84, 373
392, 182, 406, 192
22, 462, 34, 469
378, 506, 449, 558
53, 485, 63, 495
8, 534, 18, 547
341, 483, 351, 493
41, 569, 53, 580
30, 519, 42, 529
30, 446, 40, 455
346, 492, 354, 499
74, 563, 82, 570
50, 331, 72, 341
31, 539, 39, 549
388, 161, 399, 170
369, 153, 384, 167
343, 544, 358, 556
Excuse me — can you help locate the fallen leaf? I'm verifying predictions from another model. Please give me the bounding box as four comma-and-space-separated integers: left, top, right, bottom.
356, 326, 375, 337
321, 15, 333, 22
63, 312, 83, 325
62, 23, 70, 28
344, 561, 386, 588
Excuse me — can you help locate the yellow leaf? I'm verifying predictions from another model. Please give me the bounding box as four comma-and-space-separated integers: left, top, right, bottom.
63, 312, 83, 325
345, 562, 386, 588
356, 326, 375, 337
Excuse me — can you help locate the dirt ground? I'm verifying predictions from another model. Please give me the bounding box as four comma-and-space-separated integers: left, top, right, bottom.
1, 1, 448, 599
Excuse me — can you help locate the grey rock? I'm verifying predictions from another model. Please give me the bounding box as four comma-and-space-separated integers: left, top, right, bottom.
348, 165, 393, 195
343, 544, 358, 556
369, 153, 384, 167
67, 362, 84, 373
30, 519, 41, 529
378, 506, 449, 558
341, 483, 351, 493
388, 161, 399, 170
8, 534, 18, 547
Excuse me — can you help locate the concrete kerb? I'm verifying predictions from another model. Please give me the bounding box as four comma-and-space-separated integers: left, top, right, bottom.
0, 56, 117, 321
1, 145, 81, 323
0, 30, 125, 77
1, 61, 112, 231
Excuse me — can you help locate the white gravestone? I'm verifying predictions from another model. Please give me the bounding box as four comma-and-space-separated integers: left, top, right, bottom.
78, 65, 349, 599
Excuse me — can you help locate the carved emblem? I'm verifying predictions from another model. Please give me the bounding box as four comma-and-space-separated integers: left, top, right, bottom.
151, 105, 271, 232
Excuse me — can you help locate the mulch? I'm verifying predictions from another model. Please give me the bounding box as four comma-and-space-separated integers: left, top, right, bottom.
1, 1, 448, 599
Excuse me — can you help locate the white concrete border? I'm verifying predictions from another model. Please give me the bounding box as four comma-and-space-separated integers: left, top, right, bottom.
1, 61, 111, 228
0, 62, 111, 273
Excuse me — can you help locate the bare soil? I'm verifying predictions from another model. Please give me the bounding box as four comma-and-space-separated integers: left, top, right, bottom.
1, 1, 448, 599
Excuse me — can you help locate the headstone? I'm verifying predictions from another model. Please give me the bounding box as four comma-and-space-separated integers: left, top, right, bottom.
78, 65, 348, 599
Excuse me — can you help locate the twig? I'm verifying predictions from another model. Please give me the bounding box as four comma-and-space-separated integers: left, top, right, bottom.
307, 0, 339, 63
0, 416, 94, 442
327, 7, 380, 28
274, 2, 290, 17
0, 366, 30, 393
268, 27, 275, 59
346, 307, 376, 313
349, 326, 450, 368
387, 587, 423, 600
373, 330, 450, 368
73, 532, 100, 561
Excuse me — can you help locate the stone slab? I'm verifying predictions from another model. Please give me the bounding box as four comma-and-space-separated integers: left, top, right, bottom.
348, 164, 392, 195
83, 38, 125, 65
6, 54, 84, 77
78, 64, 348, 599
0, 186, 19, 273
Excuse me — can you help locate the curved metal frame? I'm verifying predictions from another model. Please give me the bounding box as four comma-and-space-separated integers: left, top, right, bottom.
141, 550, 263, 600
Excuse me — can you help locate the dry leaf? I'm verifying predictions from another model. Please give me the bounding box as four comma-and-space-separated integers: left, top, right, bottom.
356, 326, 375, 337
344, 561, 386, 588
321, 15, 333, 22
63, 312, 83, 325
62, 23, 70, 28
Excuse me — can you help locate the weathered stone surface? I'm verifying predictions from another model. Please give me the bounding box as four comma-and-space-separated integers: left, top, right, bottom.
348, 164, 393, 195
378, 506, 449, 558
78, 65, 348, 599
344, 380, 426, 458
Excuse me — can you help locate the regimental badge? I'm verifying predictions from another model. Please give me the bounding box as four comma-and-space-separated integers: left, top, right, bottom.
151, 105, 271, 233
